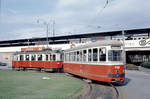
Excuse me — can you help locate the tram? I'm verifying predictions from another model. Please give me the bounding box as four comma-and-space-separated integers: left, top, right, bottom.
63, 40, 125, 82
12, 47, 63, 71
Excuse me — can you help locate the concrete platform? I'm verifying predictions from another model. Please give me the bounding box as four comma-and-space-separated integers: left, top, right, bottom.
119, 70, 150, 99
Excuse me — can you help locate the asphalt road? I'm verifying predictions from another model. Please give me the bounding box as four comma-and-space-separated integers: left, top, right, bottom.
118, 70, 150, 99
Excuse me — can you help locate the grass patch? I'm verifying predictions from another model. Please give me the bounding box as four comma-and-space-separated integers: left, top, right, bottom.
0, 70, 84, 99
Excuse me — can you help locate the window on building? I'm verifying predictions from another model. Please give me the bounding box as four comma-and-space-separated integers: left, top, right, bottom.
93, 48, 98, 61
99, 48, 106, 61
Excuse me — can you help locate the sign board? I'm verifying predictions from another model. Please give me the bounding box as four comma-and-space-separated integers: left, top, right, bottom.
125, 39, 150, 48
21, 47, 43, 52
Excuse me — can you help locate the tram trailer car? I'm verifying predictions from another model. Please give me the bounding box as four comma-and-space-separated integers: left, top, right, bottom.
12, 48, 63, 71
63, 40, 125, 83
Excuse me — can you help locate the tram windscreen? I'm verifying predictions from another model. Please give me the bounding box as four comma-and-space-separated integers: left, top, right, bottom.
108, 50, 122, 61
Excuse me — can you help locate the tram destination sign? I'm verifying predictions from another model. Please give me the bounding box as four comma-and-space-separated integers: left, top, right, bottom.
21, 47, 43, 52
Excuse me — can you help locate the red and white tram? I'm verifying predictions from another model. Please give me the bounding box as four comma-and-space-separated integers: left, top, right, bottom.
12, 47, 63, 71
63, 40, 125, 82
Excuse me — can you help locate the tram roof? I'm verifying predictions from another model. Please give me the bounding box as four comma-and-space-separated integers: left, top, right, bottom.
64, 40, 122, 52
0, 27, 150, 47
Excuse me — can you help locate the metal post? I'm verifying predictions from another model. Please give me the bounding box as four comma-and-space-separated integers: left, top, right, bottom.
46, 24, 49, 48
53, 20, 55, 37
122, 30, 126, 69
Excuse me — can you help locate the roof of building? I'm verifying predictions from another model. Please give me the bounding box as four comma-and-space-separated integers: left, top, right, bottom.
0, 27, 150, 47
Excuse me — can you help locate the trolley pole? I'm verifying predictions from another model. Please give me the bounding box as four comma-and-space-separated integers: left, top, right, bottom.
122, 30, 126, 69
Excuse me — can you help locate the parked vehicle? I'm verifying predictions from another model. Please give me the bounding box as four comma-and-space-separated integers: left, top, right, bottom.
0, 62, 7, 66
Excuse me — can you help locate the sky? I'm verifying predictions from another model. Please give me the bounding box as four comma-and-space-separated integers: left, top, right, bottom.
0, 0, 150, 40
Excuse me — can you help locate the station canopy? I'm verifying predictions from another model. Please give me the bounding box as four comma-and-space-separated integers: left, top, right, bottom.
0, 28, 150, 47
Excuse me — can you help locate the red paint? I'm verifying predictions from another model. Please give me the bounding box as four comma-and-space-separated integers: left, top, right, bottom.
64, 63, 125, 82
12, 61, 63, 69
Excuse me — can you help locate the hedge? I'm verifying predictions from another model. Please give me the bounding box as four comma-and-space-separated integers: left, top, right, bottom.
140, 62, 150, 69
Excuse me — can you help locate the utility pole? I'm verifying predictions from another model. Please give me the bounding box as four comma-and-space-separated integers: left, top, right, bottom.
37, 18, 51, 48
52, 20, 55, 37
122, 30, 126, 69
0, 0, 1, 16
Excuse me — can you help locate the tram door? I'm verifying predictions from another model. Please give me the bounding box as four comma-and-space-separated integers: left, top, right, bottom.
83, 49, 88, 77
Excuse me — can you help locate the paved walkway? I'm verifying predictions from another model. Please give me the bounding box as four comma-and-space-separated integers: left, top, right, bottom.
0, 65, 12, 70
119, 70, 150, 99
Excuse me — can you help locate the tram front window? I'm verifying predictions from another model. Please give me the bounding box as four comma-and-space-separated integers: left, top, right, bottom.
108, 50, 122, 61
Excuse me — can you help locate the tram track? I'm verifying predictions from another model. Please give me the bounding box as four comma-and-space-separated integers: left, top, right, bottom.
81, 80, 120, 99
109, 83, 120, 99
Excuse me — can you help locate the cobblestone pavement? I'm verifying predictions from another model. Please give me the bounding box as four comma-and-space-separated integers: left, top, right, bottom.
118, 70, 150, 99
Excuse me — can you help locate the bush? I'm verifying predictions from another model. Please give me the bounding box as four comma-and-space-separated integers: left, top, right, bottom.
126, 64, 139, 70
140, 62, 150, 69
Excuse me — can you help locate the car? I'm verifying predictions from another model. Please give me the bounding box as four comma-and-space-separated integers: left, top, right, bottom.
0, 62, 7, 66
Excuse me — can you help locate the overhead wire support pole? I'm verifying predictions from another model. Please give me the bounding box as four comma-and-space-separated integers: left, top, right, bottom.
122, 30, 126, 69
46, 23, 49, 48
53, 20, 55, 37
37, 18, 51, 48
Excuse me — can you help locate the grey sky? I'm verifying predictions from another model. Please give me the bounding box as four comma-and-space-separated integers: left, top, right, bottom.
0, 0, 150, 40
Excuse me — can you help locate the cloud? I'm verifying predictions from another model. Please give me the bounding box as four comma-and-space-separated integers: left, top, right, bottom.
7, 27, 46, 40
1, 0, 150, 40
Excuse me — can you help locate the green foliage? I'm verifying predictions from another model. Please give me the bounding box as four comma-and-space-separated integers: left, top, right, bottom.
141, 62, 150, 69
0, 70, 84, 99
126, 64, 139, 70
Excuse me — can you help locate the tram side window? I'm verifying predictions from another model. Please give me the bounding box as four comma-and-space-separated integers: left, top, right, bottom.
31, 54, 36, 61
80, 51, 83, 62
99, 48, 106, 61
50, 54, 52, 61
20, 55, 24, 61
66, 53, 69, 61
13, 55, 18, 61
77, 51, 80, 62
93, 48, 98, 61
73, 52, 76, 61
69, 53, 71, 61
25, 54, 30, 61
83, 50, 87, 62
46, 54, 49, 61
88, 49, 92, 62
38, 54, 42, 61
108, 50, 121, 61
53, 54, 56, 61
